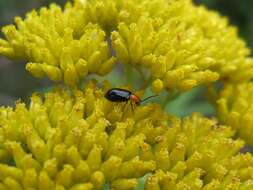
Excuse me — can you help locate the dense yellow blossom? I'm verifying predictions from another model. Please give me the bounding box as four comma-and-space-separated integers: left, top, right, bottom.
0, 84, 253, 189
111, 0, 253, 92
216, 83, 253, 146
144, 114, 253, 189
0, 4, 115, 86
1, 0, 253, 189
1, 0, 253, 91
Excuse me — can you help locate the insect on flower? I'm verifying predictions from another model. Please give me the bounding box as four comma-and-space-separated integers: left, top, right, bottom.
105, 88, 158, 111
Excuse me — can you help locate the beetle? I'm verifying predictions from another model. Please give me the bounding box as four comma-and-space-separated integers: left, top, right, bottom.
105, 88, 157, 110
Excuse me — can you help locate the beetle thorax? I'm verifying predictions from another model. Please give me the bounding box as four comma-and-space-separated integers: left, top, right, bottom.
130, 94, 141, 105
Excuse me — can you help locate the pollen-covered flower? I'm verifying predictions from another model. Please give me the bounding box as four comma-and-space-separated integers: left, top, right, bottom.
0, 83, 253, 190
144, 113, 253, 189
0, 4, 115, 86
216, 83, 253, 146
1, 0, 253, 92
111, 0, 253, 92
0, 83, 159, 190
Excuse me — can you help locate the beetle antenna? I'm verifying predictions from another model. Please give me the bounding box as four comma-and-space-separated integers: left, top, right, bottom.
140, 95, 158, 103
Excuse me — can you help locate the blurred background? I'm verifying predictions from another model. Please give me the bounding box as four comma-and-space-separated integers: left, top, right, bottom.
0, 0, 252, 116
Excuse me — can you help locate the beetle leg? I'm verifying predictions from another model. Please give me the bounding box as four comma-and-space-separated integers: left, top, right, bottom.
122, 101, 128, 112
121, 101, 130, 119
130, 101, 134, 113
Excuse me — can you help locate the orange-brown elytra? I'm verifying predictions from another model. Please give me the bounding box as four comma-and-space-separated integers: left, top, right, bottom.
105, 88, 158, 110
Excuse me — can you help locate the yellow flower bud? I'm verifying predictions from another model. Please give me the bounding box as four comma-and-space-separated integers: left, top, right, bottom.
111, 35, 129, 64
38, 171, 54, 190
98, 57, 116, 75
73, 161, 90, 183
111, 178, 138, 190
43, 65, 62, 81
25, 63, 45, 78
141, 54, 157, 67
20, 155, 42, 172
101, 156, 122, 181
86, 145, 102, 171
69, 183, 93, 190
123, 134, 146, 160
160, 171, 177, 189
3, 177, 22, 190
152, 79, 164, 94
151, 56, 166, 78
43, 158, 58, 179
129, 34, 143, 64
64, 65, 79, 86
53, 144, 67, 166
75, 59, 88, 78
0, 164, 23, 181
54, 184, 65, 190
145, 175, 160, 190
56, 165, 74, 188
88, 51, 102, 73
66, 146, 82, 167
90, 171, 105, 190
177, 79, 197, 91
23, 169, 37, 189
182, 168, 204, 189
155, 148, 170, 170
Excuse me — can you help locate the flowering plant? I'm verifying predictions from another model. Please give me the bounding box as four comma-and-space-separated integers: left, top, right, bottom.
0, 0, 253, 189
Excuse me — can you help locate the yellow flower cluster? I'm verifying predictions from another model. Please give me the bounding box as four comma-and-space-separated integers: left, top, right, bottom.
1, 0, 253, 189
0, 84, 253, 189
1, 0, 253, 92
111, 0, 253, 92
145, 114, 253, 189
216, 83, 253, 146
0, 4, 115, 86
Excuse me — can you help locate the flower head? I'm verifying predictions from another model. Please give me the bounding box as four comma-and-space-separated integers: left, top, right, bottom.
1, 0, 253, 92
0, 83, 253, 189
0, 3, 116, 86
